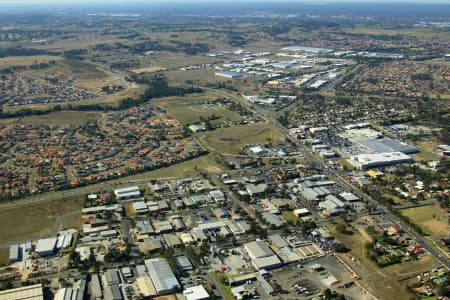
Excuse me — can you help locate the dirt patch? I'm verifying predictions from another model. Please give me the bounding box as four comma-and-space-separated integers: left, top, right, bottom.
129, 66, 166, 73
422, 219, 450, 236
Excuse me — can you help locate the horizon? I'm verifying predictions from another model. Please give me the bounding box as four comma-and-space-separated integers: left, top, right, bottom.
0, 0, 450, 4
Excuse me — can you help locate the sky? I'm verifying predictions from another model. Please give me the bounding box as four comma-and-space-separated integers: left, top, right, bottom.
0, 0, 449, 3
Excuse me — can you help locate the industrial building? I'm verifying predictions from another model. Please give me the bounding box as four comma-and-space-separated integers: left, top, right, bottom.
281, 46, 332, 53
9, 243, 20, 263
319, 195, 347, 216
36, 237, 57, 257
104, 269, 121, 286
104, 285, 123, 300
113, 186, 141, 201
54, 279, 86, 300
183, 285, 210, 300
90, 274, 103, 300
0, 284, 43, 300
357, 138, 418, 154
144, 258, 180, 295
209, 189, 226, 202
244, 241, 283, 270
175, 256, 193, 272
132, 201, 149, 214
214, 71, 243, 78
348, 152, 414, 169
188, 124, 207, 133
136, 276, 157, 297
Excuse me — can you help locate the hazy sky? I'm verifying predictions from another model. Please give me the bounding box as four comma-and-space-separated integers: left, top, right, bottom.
0, 0, 449, 3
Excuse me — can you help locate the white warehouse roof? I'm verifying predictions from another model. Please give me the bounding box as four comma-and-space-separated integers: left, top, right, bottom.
183, 285, 210, 300
348, 152, 413, 169
145, 258, 180, 295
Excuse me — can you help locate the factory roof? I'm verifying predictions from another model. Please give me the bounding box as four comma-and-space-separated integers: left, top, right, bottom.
183, 285, 210, 300
144, 258, 180, 295
358, 138, 418, 154
244, 241, 275, 259
268, 234, 289, 249
349, 152, 413, 169
36, 237, 57, 254
136, 276, 157, 297
0, 284, 43, 300
105, 269, 121, 286
215, 71, 243, 78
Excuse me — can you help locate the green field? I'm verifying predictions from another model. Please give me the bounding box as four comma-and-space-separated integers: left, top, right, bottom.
153, 94, 243, 125
401, 204, 450, 239
196, 122, 284, 155
0, 196, 85, 245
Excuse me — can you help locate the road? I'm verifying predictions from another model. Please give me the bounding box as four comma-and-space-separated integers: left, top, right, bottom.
204, 87, 450, 269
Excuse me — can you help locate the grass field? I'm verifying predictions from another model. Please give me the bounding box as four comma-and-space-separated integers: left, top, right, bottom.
0, 196, 85, 245
401, 204, 450, 239
0, 55, 63, 69
59, 212, 82, 231
196, 122, 284, 155
153, 94, 243, 125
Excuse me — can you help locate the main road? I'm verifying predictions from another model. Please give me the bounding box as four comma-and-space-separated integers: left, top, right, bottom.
204, 87, 450, 269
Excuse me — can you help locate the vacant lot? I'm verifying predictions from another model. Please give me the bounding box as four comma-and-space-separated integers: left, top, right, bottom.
0, 196, 85, 245
196, 122, 284, 155
153, 94, 243, 125
401, 204, 450, 239
0, 55, 63, 69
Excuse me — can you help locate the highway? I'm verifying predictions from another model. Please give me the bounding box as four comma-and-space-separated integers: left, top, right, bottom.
205, 87, 450, 269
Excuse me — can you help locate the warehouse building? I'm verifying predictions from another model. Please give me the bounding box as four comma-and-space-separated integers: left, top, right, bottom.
132, 201, 149, 214
90, 274, 103, 300
358, 138, 418, 154
215, 71, 243, 78
175, 256, 194, 272
9, 243, 20, 263
104, 285, 123, 300
145, 258, 180, 295
0, 284, 43, 300
136, 276, 157, 297
36, 237, 57, 257
209, 189, 226, 202
104, 269, 121, 287
183, 285, 210, 300
348, 152, 414, 169
244, 241, 283, 270
113, 186, 141, 201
